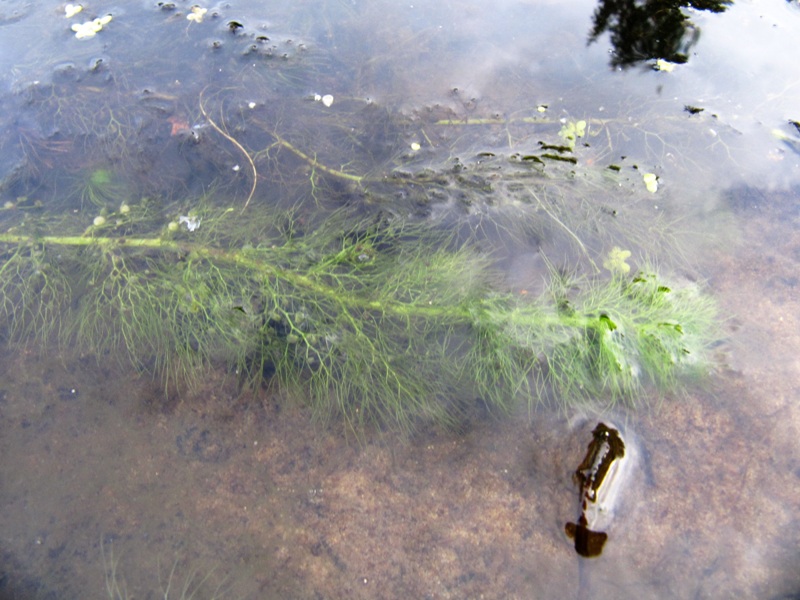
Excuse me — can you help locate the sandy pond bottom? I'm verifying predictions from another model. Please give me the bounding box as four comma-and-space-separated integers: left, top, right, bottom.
1, 212, 799, 600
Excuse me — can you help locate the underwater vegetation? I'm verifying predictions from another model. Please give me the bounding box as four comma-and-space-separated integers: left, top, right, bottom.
72, 168, 130, 209
0, 193, 717, 434
102, 541, 229, 600
0, 10, 726, 433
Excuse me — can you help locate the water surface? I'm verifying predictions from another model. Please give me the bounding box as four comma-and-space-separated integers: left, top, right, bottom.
1, 1, 799, 598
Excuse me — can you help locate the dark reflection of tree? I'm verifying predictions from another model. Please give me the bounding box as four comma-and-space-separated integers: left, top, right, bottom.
589, 0, 731, 68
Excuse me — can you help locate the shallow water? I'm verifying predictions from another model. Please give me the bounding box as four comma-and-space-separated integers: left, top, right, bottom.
1, 1, 799, 598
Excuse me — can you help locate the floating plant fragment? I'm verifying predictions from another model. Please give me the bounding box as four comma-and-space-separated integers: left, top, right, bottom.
559, 119, 586, 150
71, 14, 112, 39
187, 5, 207, 23
643, 172, 658, 193
64, 3, 83, 18
654, 59, 676, 72
603, 247, 632, 274
771, 128, 800, 156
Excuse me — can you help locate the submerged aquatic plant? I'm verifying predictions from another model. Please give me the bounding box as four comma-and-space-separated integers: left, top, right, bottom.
102, 541, 228, 600
72, 168, 129, 209
0, 69, 726, 433
0, 200, 717, 434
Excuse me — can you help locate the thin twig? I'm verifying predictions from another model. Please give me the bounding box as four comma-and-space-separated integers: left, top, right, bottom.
199, 89, 258, 211
270, 132, 364, 183
526, 186, 600, 273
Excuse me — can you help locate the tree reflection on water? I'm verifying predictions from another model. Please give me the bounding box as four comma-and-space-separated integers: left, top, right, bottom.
589, 0, 732, 68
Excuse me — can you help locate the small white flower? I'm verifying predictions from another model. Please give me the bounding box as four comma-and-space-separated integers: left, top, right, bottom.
93, 215, 107, 227
313, 93, 322, 102
410, 142, 421, 151
248, 101, 256, 109
179, 215, 201, 232
64, 4, 83, 18
187, 5, 207, 23
321, 94, 334, 107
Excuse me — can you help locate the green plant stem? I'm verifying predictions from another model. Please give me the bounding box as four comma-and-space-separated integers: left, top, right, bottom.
0, 231, 588, 327
0, 230, 709, 361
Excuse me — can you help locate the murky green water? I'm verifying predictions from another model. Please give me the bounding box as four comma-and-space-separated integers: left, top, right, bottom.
1, 1, 799, 598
